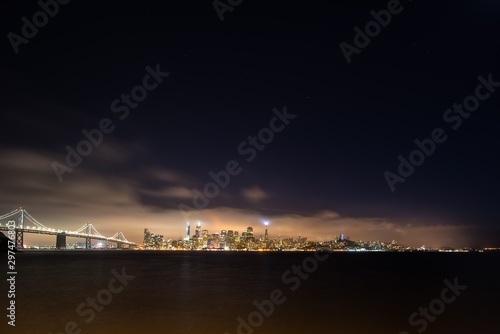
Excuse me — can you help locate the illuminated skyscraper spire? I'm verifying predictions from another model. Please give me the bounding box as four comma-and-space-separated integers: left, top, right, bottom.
264, 221, 269, 242
186, 222, 191, 241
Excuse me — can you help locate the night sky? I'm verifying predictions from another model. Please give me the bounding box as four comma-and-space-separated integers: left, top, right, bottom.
1, 0, 499, 247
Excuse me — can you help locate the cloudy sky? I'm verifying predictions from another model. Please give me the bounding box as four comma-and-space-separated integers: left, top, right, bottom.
1, 0, 500, 247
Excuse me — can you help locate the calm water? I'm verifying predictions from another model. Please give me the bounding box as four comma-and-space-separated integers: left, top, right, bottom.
3, 251, 499, 334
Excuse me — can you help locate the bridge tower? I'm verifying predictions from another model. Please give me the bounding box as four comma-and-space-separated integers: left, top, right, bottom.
85, 224, 92, 249
56, 233, 67, 249
15, 208, 24, 249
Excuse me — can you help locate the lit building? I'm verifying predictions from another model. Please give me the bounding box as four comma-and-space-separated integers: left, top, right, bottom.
185, 222, 191, 241
195, 221, 201, 238
245, 227, 254, 241
192, 221, 202, 249
143, 228, 164, 249
202, 229, 208, 247
264, 222, 269, 242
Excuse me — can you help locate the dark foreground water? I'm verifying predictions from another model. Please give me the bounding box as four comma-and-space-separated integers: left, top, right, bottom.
2, 251, 498, 334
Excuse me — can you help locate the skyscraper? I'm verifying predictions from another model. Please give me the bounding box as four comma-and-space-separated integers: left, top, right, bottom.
264, 222, 269, 242
246, 227, 254, 241
185, 222, 191, 241
195, 221, 201, 238
202, 229, 208, 247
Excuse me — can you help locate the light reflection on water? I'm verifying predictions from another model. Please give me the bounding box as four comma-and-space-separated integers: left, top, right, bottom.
8, 251, 499, 334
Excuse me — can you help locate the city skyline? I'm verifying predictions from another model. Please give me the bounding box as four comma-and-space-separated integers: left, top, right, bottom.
0, 206, 489, 249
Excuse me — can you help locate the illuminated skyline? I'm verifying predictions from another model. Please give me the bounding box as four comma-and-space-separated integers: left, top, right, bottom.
0, 205, 486, 248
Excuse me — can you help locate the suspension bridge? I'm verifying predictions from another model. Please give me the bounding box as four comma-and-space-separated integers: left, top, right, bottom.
0, 208, 138, 249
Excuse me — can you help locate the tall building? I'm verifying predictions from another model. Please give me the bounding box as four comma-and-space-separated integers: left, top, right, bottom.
246, 227, 254, 241
195, 221, 201, 238
264, 222, 269, 242
202, 229, 208, 247
185, 222, 191, 241
193, 221, 202, 249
